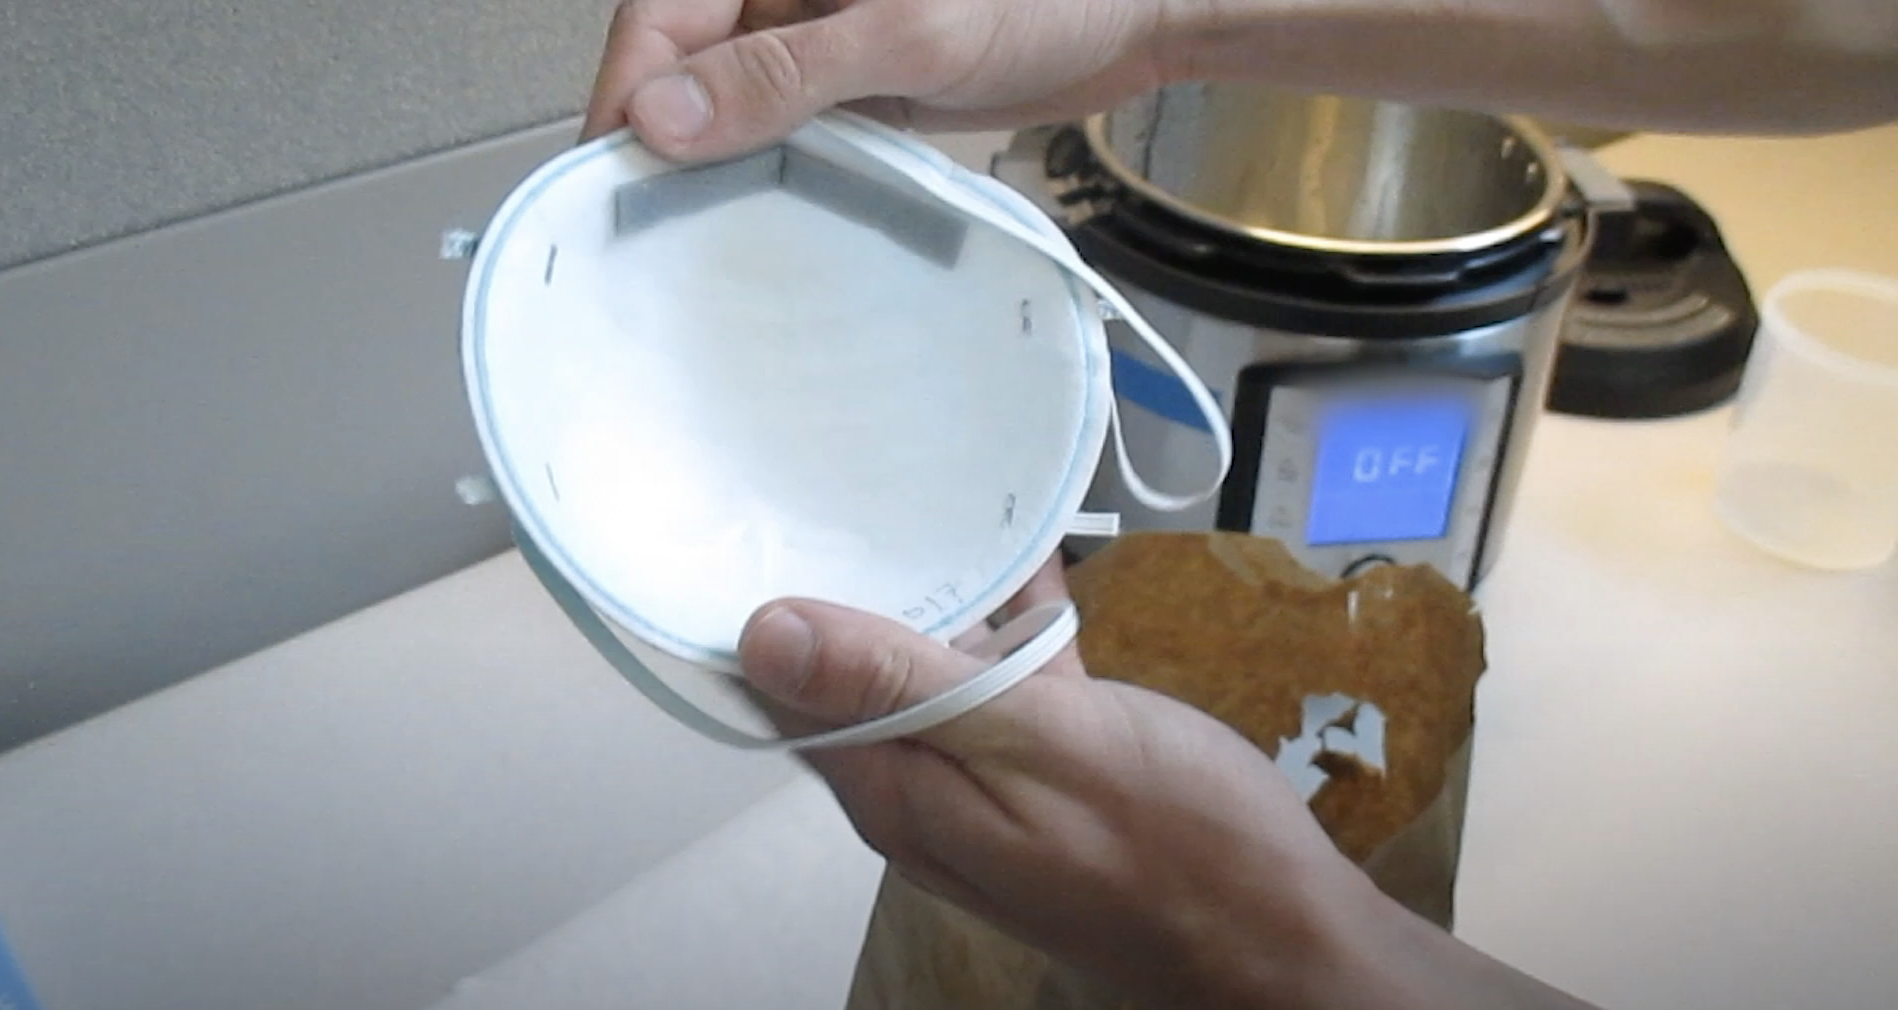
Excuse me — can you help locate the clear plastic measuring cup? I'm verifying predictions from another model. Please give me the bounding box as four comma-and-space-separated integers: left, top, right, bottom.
1715, 269, 1898, 570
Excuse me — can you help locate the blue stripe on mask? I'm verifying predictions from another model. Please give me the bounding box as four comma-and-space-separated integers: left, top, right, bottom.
1110, 348, 1219, 434
0, 920, 43, 1010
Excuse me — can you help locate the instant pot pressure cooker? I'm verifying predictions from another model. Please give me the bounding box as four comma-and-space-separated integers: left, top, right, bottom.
992, 83, 1593, 589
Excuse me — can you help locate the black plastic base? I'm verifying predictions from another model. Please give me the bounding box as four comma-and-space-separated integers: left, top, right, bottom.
1547, 181, 1759, 419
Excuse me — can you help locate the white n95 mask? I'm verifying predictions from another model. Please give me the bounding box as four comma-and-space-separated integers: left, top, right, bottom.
455, 111, 1228, 751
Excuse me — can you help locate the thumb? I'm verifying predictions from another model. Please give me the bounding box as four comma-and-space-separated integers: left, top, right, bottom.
626, 5, 906, 161
738, 599, 1012, 754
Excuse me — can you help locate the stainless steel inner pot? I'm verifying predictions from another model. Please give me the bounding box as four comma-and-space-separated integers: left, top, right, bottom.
1083, 83, 1568, 258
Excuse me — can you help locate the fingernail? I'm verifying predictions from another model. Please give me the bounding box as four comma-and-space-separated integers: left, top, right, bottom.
632, 73, 712, 142
742, 605, 817, 697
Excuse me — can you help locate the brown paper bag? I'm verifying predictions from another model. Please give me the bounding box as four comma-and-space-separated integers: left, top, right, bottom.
843, 532, 1487, 1010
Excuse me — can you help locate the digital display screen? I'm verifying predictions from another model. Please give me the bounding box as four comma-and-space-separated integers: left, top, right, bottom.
1305, 397, 1470, 546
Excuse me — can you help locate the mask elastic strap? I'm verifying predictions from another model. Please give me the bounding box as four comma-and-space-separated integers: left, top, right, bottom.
816, 114, 1234, 513
517, 528, 1076, 752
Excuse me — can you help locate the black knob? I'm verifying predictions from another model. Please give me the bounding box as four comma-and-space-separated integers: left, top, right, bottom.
1341, 554, 1398, 578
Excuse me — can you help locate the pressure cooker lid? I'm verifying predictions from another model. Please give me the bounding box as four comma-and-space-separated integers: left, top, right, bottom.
1548, 180, 1760, 418
1084, 83, 1569, 258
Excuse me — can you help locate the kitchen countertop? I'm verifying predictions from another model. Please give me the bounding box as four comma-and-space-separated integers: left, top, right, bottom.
0, 123, 1892, 1010
1454, 123, 1898, 1008
0, 550, 831, 1010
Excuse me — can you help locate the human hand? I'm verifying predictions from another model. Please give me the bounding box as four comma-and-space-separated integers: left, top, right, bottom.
580, 0, 1178, 159
734, 555, 1385, 1008
736, 554, 1612, 1010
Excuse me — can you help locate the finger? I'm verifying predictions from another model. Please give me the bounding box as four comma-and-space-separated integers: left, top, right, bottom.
951, 551, 1071, 654
582, 0, 745, 141
797, 738, 1050, 964
626, 1, 927, 161
739, 599, 1113, 914
845, 58, 1164, 135
737, 0, 841, 33
736, 659, 1027, 883
1004, 552, 1072, 616
733, 628, 1031, 892
738, 598, 1036, 757
801, 740, 998, 885
965, 554, 1088, 679
948, 624, 993, 653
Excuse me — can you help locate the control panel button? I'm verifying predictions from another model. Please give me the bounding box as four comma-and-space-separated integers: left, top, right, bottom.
1341, 554, 1399, 578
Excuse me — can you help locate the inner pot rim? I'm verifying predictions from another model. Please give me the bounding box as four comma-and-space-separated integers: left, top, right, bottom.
1079, 96, 1571, 260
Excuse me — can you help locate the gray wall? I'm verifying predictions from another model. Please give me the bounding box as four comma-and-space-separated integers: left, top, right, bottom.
1, 0, 613, 270
0, 0, 617, 750
0, 0, 1015, 753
